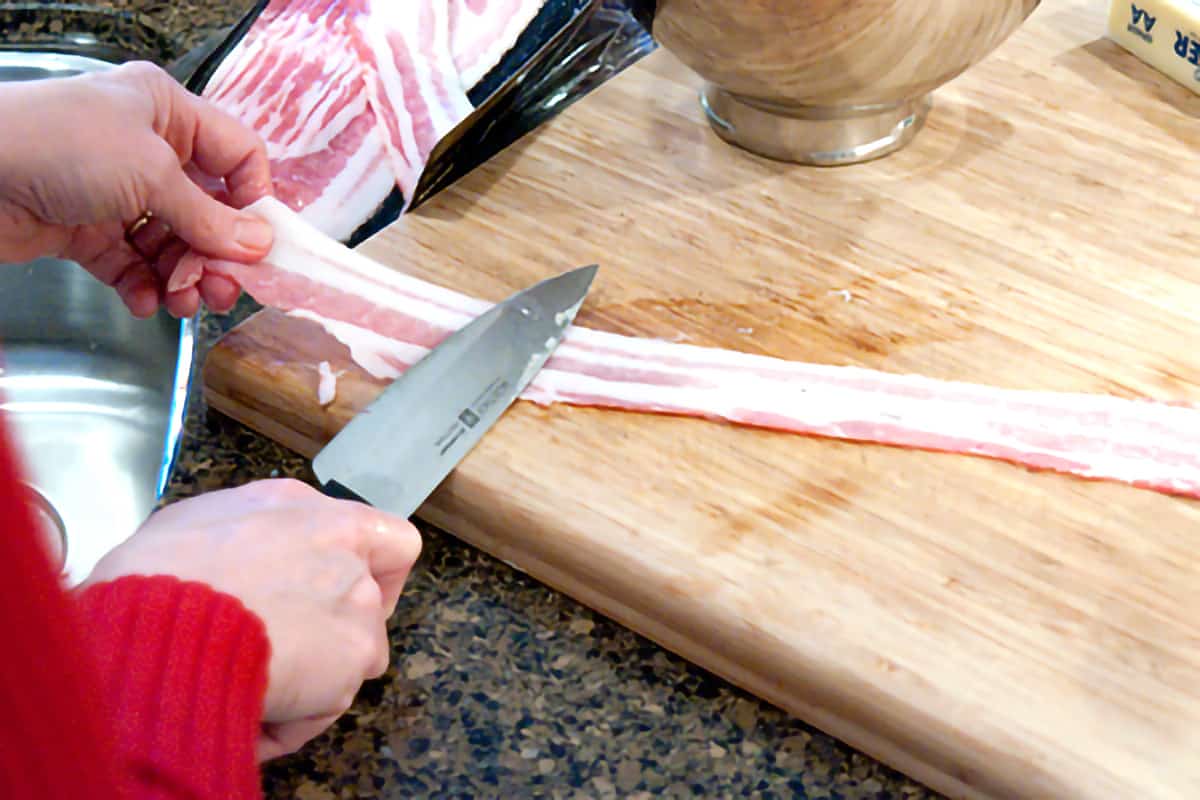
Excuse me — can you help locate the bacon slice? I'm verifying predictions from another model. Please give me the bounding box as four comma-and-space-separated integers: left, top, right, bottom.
201, 0, 396, 242
212, 197, 1200, 500
354, 0, 476, 207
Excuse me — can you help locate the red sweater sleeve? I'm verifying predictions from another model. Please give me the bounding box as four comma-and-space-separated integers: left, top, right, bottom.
75, 576, 271, 799
0, 409, 271, 799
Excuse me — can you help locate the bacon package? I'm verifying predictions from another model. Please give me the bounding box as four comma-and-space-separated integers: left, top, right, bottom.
182, 0, 657, 246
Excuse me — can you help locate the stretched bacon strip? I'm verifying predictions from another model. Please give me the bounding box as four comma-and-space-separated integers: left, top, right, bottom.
211, 197, 1200, 500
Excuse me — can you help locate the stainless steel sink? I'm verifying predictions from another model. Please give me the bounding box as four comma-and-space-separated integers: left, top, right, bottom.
1, 52, 195, 584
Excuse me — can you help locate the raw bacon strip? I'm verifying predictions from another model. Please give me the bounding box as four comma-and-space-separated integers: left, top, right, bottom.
202, 0, 395, 240
449, 0, 550, 88
355, 0, 477, 208
217, 197, 1200, 499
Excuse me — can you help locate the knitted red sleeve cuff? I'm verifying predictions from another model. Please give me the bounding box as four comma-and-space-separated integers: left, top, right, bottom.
74, 575, 271, 800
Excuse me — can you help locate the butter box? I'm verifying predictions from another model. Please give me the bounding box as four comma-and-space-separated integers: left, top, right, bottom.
1107, 0, 1200, 95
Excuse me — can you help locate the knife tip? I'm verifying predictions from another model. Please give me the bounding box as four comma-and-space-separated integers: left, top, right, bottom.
572, 263, 599, 292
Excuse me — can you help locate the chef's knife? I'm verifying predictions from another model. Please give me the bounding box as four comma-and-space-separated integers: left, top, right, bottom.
312, 264, 598, 518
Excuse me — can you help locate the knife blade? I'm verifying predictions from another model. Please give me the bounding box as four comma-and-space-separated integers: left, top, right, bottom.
312, 263, 598, 518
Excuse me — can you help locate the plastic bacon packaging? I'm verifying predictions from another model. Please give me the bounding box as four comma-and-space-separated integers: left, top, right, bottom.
179, 0, 658, 247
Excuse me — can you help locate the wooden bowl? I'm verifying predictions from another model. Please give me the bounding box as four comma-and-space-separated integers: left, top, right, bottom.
650, 0, 1042, 165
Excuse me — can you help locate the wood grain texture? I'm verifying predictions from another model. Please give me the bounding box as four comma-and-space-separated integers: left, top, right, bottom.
203, 2, 1200, 797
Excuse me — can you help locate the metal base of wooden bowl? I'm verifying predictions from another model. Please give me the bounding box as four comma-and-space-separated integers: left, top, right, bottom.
700, 87, 932, 166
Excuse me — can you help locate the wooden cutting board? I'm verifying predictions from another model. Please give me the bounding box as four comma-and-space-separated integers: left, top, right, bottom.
202, 2, 1200, 797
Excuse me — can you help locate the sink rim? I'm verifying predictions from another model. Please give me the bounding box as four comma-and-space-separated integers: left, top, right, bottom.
0, 50, 130, 75
158, 318, 196, 498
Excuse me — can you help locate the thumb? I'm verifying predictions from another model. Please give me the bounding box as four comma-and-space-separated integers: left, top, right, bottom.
147, 148, 274, 263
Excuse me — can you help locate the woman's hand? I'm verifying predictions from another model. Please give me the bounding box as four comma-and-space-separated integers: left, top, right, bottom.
82, 478, 423, 761
0, 60, 274, 318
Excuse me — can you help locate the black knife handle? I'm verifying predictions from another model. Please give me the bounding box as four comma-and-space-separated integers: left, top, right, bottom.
320, 479, 368, 505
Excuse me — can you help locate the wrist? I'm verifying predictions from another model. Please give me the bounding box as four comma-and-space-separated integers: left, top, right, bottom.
0, 82, 68, 264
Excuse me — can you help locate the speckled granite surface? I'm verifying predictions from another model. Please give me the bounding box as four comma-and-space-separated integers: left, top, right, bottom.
2, 4, 944, 798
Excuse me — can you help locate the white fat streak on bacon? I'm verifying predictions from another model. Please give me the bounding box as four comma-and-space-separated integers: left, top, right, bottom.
448, 0, 550, 88
225, 197, 1200, 499
356, 0, 476, 207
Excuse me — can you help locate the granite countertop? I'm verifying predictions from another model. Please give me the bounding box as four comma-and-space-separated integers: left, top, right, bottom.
1, 3, 943, 797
